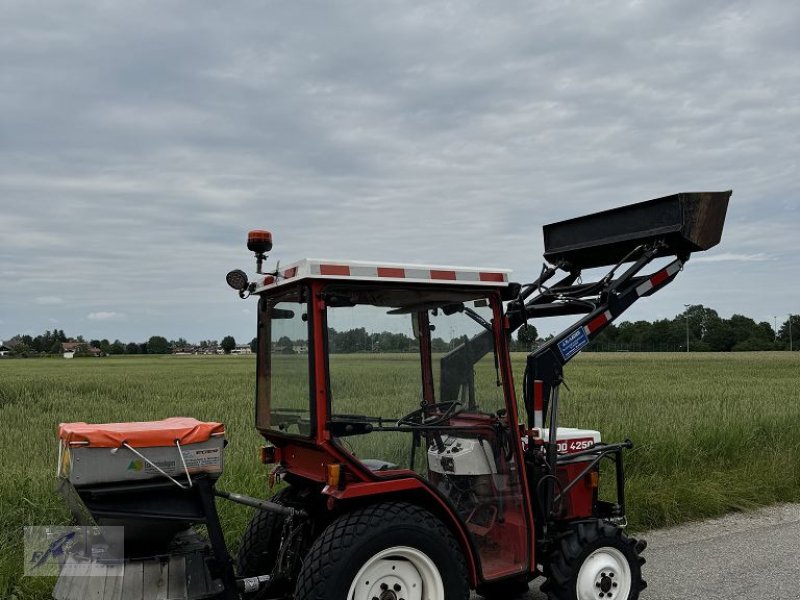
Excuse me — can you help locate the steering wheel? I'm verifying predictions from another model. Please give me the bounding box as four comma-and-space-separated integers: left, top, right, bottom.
397, 401, 462, 427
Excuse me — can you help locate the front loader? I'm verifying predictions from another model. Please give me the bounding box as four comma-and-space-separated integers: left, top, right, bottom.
53, 191, 730, 600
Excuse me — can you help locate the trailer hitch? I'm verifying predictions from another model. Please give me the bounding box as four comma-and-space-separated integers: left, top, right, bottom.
215, 489, 308, 518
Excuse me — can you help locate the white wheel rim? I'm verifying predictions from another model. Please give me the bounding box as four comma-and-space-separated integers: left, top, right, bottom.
576, 547, 632, 600
347, 546, 444, 600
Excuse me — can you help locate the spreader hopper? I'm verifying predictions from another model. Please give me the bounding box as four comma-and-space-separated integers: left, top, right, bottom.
543, 191, 731, 270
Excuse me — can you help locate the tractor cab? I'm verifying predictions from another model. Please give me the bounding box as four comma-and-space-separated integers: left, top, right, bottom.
250, 259, 532, 581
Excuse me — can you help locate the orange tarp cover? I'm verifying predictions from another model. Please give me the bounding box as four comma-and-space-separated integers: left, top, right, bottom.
58, 417, 225, 448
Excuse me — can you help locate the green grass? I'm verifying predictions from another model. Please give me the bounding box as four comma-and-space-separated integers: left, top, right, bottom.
1, 352, 799, 598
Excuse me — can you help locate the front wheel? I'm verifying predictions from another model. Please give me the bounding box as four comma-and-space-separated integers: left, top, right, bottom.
294, 502, 469, 600
541, 521, 647, 600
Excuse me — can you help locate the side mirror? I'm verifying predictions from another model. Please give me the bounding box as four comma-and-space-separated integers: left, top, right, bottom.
270, 308, 295, 320
411, 313, 420, 339
501, 282, 522, 301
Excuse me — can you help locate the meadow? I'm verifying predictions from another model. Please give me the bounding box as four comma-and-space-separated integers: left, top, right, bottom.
1, 352, 799, 599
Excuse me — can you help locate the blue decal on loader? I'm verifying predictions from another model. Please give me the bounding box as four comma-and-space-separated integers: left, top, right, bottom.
558, 328, 589, 360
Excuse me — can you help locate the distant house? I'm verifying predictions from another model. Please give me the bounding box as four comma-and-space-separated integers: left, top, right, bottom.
231, 345, 252, 355
1, 338, 24, 356
172, 346, 196, 355
62, 341, 102, 359
0, 342, 11, 357
194, 346, 219, 355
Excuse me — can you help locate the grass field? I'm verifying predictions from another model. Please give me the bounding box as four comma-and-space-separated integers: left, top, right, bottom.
1, 352, 799, 599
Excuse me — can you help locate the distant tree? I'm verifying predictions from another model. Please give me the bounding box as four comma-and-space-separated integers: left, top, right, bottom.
431, 337, 449, 352
778, 315, 800, 350
276, 335, 294, 353
517, 324, 539, 350
50, 340, 63, 355
221, 336, 236, 354
704, 321, 736, 352
336, 327, 370, 353
146, 336, 170, 354
73, 343, 91, 357
99, 339, 111, 355
759, 322, 776, 342
250, 337, 258, 353
125, 342, 140, 355
11, 342, 33, 358
732, 337, 774, 352
109, 340, 125, 355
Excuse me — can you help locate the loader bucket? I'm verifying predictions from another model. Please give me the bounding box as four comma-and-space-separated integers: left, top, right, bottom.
543, 191, 731, 270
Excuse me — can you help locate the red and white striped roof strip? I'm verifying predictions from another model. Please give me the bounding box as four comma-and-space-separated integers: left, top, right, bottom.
583, 310, 613, 336
636, 261, 681, 297
311, 263, 507, 283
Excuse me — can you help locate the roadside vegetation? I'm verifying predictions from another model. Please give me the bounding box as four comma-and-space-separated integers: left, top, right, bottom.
1, 352, 799, 598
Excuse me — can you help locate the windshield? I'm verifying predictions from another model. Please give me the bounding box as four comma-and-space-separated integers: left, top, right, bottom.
324, 285, 506, 462
256, 286, 312, 436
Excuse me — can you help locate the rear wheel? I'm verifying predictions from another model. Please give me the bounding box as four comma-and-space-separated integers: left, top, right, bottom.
541, 521, 646, 600
294, 502, 469, 600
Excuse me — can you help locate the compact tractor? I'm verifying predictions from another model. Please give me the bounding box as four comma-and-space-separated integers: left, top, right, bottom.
55, 192, 730, 600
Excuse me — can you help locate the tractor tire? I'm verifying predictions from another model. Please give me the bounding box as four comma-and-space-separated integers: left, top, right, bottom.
294, 502, 470, 600
540, 521, 646, 600
236, 488, 295, 588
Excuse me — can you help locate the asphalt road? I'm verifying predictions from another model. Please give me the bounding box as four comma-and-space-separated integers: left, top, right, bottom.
473, 504, 800, 600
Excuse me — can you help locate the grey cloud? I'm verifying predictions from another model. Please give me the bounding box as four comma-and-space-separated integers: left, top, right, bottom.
87, 311, 125, 321
1, 0, 798, 341
692, 253, 772, 264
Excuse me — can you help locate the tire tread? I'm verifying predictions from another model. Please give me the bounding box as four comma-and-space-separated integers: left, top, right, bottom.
295, 502, 469, 600
541, 521, 646, 600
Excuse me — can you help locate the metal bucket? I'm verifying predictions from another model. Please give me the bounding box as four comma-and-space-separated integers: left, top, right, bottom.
543, 191, 732, 269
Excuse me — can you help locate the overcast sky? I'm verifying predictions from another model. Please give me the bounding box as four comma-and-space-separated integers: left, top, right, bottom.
1, 0, 798, 344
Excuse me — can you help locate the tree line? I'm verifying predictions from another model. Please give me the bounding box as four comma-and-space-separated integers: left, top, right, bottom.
277, 308, 799, 354
0, 331, 248, 357
2, 307, 797, 358
325, 325, 540, 354
586, 306, 798, 352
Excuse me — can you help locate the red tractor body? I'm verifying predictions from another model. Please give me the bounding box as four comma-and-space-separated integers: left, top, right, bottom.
54, 191, 731, 600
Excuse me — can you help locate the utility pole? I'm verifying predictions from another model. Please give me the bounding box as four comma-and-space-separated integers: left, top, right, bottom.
790, 314, 794, 352
774, 316, 778, 344
684, 304, 691, 352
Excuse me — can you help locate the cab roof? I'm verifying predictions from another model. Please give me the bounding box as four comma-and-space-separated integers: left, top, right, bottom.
252, 258, 511, 293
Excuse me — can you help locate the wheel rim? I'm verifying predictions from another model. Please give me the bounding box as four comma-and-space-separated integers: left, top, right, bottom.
576, 547, 632, 600
347, 546, 444, 600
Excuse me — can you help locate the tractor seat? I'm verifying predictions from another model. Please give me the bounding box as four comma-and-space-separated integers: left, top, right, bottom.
361, 459, 397, 472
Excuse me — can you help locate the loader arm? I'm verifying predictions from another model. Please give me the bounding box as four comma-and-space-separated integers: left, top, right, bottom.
522, 247, 685, 426
440, 191, 731, 418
